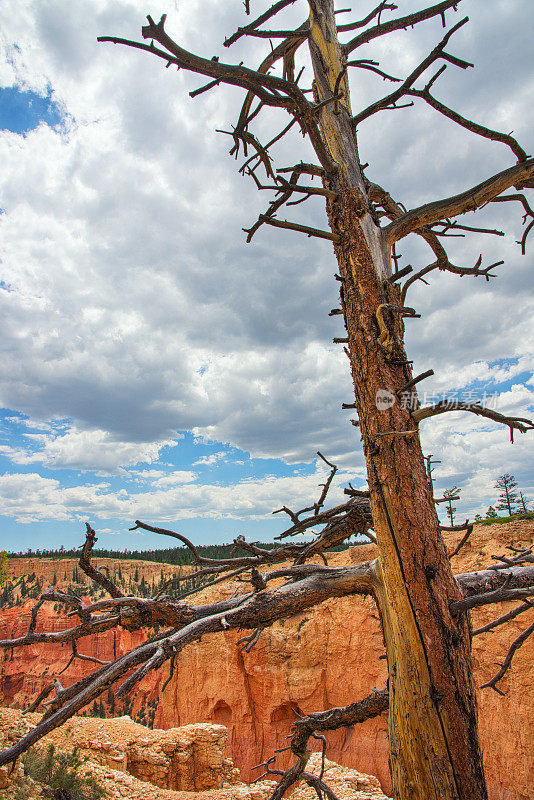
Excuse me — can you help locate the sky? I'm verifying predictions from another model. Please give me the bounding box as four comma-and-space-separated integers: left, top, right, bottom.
0, 0, 532, 553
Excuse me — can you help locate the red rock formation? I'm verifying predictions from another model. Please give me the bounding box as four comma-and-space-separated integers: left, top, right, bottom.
1, 522, 532, 800
0, 707, 388, 800
7, 556, 185, 591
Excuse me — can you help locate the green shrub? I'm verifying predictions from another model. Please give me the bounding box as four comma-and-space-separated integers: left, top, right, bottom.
478, 511, 534, 526
22, 744, 106, 800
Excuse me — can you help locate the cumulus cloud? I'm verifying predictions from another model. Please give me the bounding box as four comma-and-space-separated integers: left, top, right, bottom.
0, 0, 532, 540
0, 425, 180, 472
0, 460, 354, 526
192, 451, 227, 466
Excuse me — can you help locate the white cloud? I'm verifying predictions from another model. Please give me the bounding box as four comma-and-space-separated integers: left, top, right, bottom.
0, 0, 532, 536
192, 451, 227, 466
0, 461, 353, 526
0, 425, 179, 472
151, 470, 198, 487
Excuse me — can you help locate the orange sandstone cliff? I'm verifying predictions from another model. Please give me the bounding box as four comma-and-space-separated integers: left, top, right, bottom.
1, 521, 532, 800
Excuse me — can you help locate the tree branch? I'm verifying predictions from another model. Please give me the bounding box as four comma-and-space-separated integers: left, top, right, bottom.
400, 253, 501, 303
344, 0, 462, 55
2, 545, 533, 766
451, 564, 534, 614
413, 401, 534, 443
224, 0, 300, 47
98, 15, 337, 173
406, 85, 527, 162
266, 689, 389, 800
239, 28, 307, 40
337, 3, 398, 34
384, 158, 534, 245
447, 523, 474, 559
491, 194, 534, 253
231, 26, 308, 147
80, 523, 124, 598
346, 58, 400, 83
0, 560, 378, 767
480, 619, 534, 695
352, 17, 471, 128
473, 600, 533, 636
249, 214, 340, 241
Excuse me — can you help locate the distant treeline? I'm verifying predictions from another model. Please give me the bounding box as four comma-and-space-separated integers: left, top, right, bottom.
7, 539, 360, 565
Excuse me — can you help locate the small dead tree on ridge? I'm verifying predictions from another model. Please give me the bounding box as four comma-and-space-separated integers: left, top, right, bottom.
1, 3, 534, 800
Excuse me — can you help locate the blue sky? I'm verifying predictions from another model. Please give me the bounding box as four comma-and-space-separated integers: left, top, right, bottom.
0, 1, 532, 552
0, 85, 63, 134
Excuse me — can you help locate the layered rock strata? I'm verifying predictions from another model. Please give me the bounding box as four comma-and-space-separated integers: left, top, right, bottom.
1, 521, 532, 800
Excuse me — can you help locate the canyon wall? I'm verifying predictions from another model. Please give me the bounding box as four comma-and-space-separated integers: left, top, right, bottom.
1, 521, 532, 800
7, 556, 185, 589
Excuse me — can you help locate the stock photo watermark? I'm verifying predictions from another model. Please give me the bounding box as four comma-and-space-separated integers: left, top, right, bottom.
376, 389, 501, 411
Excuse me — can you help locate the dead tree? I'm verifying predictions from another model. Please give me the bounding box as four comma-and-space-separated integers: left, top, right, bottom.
1, 3, 534, 800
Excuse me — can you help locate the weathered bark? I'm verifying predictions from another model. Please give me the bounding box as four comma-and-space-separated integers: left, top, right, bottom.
308, 2, 486, 798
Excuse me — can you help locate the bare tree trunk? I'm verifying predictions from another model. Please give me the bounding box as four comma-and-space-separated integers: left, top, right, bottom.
308, 3, 487, 798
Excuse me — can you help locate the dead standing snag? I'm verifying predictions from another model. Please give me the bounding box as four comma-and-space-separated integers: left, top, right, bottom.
2, 4, 534, 800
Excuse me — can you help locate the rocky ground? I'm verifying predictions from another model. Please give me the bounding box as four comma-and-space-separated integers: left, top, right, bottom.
0, 707, 389, 800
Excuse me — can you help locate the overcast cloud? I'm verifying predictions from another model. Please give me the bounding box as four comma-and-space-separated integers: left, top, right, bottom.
0, 0, 532, 548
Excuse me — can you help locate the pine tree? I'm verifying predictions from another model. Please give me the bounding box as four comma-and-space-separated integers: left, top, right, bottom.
485, 506, 499, 519
0, 552, 9, 587
519, 492, 530, 513
494, 474, 519, 516
443, 487, 460, 526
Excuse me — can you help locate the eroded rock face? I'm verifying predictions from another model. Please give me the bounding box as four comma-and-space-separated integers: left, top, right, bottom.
0, 708, 389, 800
7, 557, 185, 590
1, 522, 533, 800
17, 712, 240, 791
0, 706, 29, 791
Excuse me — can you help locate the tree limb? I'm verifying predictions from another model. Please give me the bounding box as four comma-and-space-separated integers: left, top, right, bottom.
344, 0, 462, 55
224, 0, 300, 47
266, 689, 389, 800
0, 560, 378, 767
352, 17, 471, 128
406, 85, 527, 162
80, 524, 124, 598
480, 619, 534, 695
473, 600, 533, 636
447, 523, 474, 559
337, 3, 398, 34
2, 547, 533, 766
451, 565, 534, 614
400, 253, 501, 303
413, 401, 534, 443
384, 158, 534, 245
98, 15, 337, 174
